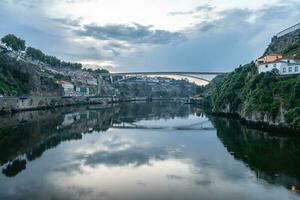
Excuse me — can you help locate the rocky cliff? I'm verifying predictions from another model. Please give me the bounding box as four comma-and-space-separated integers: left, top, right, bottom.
265, 28, 300, 59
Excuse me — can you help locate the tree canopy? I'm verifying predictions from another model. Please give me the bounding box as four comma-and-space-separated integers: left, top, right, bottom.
1, 34, 26, 51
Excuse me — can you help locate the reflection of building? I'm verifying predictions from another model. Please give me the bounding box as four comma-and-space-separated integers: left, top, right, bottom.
62, 112, 80, 126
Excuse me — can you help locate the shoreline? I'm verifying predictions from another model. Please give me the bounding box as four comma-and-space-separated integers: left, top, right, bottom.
210, 111, 300, 134
0, 96, 188, 115
188, 98, 300, 134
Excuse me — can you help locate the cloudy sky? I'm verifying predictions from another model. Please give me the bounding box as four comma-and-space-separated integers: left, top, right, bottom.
0, 0, 300, 72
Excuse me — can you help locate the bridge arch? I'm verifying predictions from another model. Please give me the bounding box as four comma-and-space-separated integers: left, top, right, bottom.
107, 71, 225, 84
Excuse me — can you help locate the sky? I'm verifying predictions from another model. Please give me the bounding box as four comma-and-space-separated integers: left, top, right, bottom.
0, 0, 300, 72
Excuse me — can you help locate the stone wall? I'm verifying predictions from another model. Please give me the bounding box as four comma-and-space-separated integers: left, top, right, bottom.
0, 96, 115, 114
264, 28, 300, 55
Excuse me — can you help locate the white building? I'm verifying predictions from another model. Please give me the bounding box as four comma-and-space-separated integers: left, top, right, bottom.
258, 59, 300, 75
59, 81, 74, 96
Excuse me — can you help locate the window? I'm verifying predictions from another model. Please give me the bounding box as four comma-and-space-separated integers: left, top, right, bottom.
283, 67, 286, 73
273, 63, 277, 68
296, 66, 299, 72
289, 67, 292, 72
265, 65, 268, 68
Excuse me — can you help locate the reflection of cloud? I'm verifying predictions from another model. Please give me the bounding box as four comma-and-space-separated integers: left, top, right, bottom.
77, 147, 168, 167
136, 181, 147, 187
166, 174, 186, 180
193, 179, 211, 186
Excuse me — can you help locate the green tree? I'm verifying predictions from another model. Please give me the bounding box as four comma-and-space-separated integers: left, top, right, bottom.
26, 47, 45, 61
1, 34, 26, 51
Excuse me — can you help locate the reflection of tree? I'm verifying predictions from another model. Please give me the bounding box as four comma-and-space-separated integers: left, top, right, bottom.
0, 107, 115, 177
211, 117, 300, 189
0, 102, 196, 177
2, 159, 26, 177
115, 101, 191, 124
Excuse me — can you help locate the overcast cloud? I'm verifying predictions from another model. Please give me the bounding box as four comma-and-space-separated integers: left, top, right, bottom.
0, 0, 299, 72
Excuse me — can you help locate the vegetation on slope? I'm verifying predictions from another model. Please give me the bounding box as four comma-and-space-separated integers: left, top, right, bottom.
1, 34, 25, 51
1, 34, 82, 70
205, 36, 300, 127
282, 34, 300, 59
0, 52, 62, 96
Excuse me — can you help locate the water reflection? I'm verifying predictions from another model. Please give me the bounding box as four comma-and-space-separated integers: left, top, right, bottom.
211, 117, 300, 192
0, 102, 299, 200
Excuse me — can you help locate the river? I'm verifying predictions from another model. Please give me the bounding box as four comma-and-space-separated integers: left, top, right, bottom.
0, 101, 299, 200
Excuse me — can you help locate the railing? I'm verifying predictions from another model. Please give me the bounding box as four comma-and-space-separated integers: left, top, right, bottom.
276, 23, 300, 38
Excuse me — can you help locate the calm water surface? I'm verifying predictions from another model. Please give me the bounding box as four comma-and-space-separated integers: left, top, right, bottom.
0, 102, 300, 200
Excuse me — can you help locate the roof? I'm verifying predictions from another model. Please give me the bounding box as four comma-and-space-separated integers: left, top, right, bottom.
258, 59, 300, 65
257, 53, 282, 60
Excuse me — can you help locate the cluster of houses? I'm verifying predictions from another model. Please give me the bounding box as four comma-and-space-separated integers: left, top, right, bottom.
256, 53, 300, 75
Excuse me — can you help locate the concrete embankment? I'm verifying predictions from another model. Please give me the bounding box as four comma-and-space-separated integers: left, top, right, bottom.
0, 96, 116, 115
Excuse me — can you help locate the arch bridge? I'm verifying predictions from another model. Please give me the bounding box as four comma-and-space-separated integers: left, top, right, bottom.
105, 71, 226, 84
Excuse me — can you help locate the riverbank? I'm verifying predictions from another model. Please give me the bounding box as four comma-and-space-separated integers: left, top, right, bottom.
0, 96, 188, 115
0, 96, 116, 115
211, 112, 300, 134
189, 97, 300, 134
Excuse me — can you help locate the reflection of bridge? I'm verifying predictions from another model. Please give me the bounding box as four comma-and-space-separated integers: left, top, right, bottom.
112, 120, 215, 131
107, 71, 226, 83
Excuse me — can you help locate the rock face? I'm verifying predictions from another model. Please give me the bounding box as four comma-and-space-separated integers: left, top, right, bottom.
264, 28, 300, 55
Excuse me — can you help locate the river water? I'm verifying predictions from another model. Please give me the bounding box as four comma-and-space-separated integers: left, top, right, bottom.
0, 102, 300, 200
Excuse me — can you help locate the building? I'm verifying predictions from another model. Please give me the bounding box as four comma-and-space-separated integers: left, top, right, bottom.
74, 85, 89, 96
59, 81, 75, 96
256, 53, 283, 65
257, 59, 300, 75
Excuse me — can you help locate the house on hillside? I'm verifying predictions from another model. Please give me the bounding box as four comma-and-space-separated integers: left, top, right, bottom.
256, 54, 300, 75
58, 81, 75, 96
74, 85, 89, 96
256, 53, 283, 65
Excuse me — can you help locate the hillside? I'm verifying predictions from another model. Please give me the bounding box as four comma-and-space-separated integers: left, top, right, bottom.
0, 34, 115, 97
0, 51, 62, 96
204, 32, 300, 129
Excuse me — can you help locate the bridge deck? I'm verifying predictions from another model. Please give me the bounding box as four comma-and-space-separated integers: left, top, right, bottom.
110, 71, 226, 76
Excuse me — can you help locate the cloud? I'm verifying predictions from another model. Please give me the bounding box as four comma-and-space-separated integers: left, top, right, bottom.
76, 23, 185, 45
1, 0, 300, 72
168, 4, 214, 16
52, 17, 83, 28
116, 1, 300, 72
